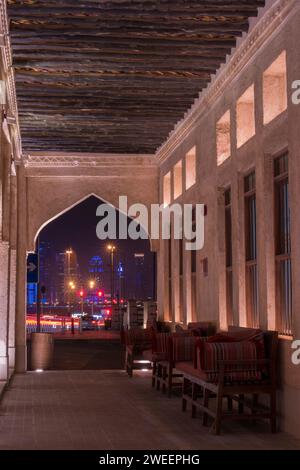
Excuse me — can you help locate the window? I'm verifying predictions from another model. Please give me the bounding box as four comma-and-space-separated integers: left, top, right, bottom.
186, 146, 196, 190
244, 172, 259, 328
225, 188, 233, 326
263, 51, 287, 125
237, 85, 255, 148
173, 160, 182, 200
163, 172, 171, 207
216, 110, 231, 165
274, 153, 292, 336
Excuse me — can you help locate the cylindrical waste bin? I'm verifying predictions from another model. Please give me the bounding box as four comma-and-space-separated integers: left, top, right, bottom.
30, 332, 54, 370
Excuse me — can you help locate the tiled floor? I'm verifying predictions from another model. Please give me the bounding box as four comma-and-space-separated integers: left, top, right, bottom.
0, 370, 300, 450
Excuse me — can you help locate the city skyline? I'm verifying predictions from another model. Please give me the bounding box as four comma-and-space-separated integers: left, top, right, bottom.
28, 196, 155, 304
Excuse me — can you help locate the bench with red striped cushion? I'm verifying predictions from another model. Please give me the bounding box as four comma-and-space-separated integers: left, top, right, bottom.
170, 335, 197, 364
198, 340, 262, 384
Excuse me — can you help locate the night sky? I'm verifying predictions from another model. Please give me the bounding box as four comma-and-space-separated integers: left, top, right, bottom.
39, 196, 155, 298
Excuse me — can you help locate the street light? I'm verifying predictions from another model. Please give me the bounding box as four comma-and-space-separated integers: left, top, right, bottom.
107, 244, 116, 306
65, 248, 73, 306
88, 280, 95, 316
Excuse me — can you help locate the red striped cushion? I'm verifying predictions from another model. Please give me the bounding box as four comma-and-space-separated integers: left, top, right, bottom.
153, 332, 171, 354
199, 340, 261, 384
171, 336, 197, 362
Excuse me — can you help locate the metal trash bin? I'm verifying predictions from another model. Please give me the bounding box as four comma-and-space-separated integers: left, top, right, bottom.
30, 332, 54, 371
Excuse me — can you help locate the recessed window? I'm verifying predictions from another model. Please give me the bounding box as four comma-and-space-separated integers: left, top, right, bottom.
244, 172, 259, 328
274, 153, 292, 336
173, 160, 182, 200
263, 51, 287, 125
163, 172, 171, 207
216, 111, 231, 165
185, 146, 196, 190
237, 85, 255, 148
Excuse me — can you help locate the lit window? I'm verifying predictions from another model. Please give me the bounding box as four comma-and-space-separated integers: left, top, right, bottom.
237, 84, 255, 148
216, 111, 231, 165
263, 51, 287, 125
173, 160, 182, 200
185, 146, 196, 190
163, 172, 171, 207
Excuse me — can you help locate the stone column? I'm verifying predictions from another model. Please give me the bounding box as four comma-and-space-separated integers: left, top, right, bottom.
8, 175, 17, 374
15, 164, 27, 373
0, 240, 9, 381
288, 6, 300, 340
217, 188, 227, 330
171, 236, 180, 324
254, 75, 276, 330
183, 237, 192, 325
0, 137, 11, 381
231, 171, 247, 327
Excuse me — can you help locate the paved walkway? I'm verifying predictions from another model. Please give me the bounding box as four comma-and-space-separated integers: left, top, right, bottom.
0, 370, 300, 450
52, 339, 125, 370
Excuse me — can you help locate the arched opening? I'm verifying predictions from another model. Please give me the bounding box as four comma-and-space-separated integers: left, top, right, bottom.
26, 195, 156, 371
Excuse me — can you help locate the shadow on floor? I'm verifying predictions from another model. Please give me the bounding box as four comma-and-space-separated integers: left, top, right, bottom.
27, 339, 125, 371
53, 339, 125, 370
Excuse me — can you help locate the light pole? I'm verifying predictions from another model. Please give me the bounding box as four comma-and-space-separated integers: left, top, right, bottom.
107, 244, 116, 307
79, 289, 84, 333
65, 248, 73, 306
89, 280, 95, 316
69, 281, 76, 317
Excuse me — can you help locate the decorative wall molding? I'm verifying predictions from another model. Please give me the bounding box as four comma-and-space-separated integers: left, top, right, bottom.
155, 0, 298, 165
23, 152, 157, 169
0, 0, 21, 160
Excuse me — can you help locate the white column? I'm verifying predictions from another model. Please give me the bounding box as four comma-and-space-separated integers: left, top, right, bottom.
15, 164, 27, 373
184, 239, 192, 325
231, 171, 247, 327
8, 175, 17, 375
0, 240, 9, 381
171, 237, 180, 324
8, 248, 17, 375
288, 10, 300, 339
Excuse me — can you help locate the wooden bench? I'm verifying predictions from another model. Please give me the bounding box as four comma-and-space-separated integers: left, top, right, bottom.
177, 326, 279, 435
124, 327, 153, 377
142, 331, 170, 388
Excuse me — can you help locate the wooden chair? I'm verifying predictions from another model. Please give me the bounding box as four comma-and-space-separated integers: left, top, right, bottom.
124, 328, 153, 377
177, 327, 279, 435
156, 333, 196, 397
142, 331, 170, 387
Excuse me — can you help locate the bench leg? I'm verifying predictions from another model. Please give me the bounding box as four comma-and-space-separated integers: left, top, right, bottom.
192, 383, 198, 418
152, 362, 157, 388
214, 388, 223, 435
227, 396, 233, 411
162, 366, 167, 394
156, 364, 162, 391
270, 390, 277, 433
238, 394, 244, 414
202, 388, 210, 426
167, 365, 172, 398
182, 378, 188, 412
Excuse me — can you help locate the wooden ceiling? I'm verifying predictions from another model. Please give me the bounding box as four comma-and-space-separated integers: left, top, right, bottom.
8, 0, 265, 155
